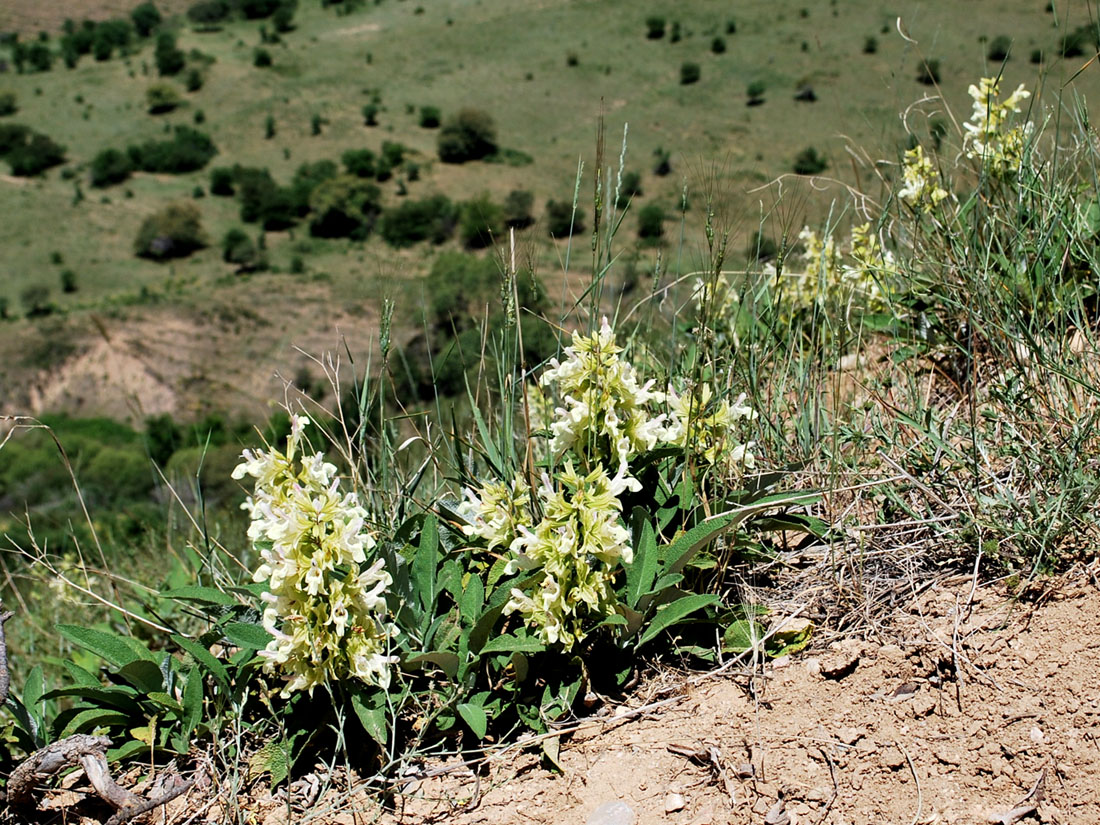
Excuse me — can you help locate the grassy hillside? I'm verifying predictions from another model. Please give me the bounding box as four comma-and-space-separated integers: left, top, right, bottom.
0, 0, 1098, 421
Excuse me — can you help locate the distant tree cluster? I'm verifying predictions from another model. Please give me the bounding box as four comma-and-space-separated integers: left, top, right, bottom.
0, 123, 66, 176
186, 0, 297, 27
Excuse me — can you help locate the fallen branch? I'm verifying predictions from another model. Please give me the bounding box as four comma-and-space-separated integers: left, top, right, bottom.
8, 733, 195, 824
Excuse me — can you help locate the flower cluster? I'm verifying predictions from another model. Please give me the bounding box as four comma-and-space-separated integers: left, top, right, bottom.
458, 322, 758, 651
234, 415, 395, 696
964, 76, 1033, 175
502, 463, 637, 649
457, 473, 532, 552
664, 383, 757, 470
779, 224, 894, 319
540, 318, 667, 474
898, 145, 949, 211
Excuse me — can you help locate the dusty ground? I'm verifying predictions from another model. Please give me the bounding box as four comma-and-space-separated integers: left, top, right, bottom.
18, 572, 1100, 825
0, 1, 193, 34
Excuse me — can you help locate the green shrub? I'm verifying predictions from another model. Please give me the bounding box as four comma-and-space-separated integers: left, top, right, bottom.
459, 192, 504, 249
90, 147, 134, 187
988, 35, 1012, 61
616, 170, 642, 208
20, 285, 52, 317
546, 199, 585, 237
379, 194, 457, 246
711, 36, 726, 54
254, 48, 273, 67
863, 35, 878, 54
146, 82, 182, 113
670, 21, 681, 42
222, 227, 265, 271
917, 58, 941, 85
131, 2, 163, 37
504, 189, 534, 229
128, 126, 217, 173
239, 0, 282, 19
362, 103, 379, 125
155, 31, 185, 75
6, 131, 66, 176
134, 201, 207, 259
342, 148, 376, 178
792, 146, 828, 175
419, 105, 441, 128
187, 0, 231, 24
0, 90, 17, 116
653, 146, 671, 176
265, 114, 276, 139
273, 0, 298, 31
645, 16, 666, 39
306, 175, 381, 239
210, 165, 235, 195
438, 108, 498, 163
60, 269, 78, 293
726, 19, 737, 34
1030, 48, 1044, 64
680, 62, 701, 85
637, 202, 665, 240
28, 42, 53, 72
185, 67, 204, 91
0, 123, 30, 155
1059, 25, 1097, 57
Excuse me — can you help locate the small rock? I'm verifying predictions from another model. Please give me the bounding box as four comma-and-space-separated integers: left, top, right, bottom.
835, 727, 865, 746
820, 649, 860, 680
912, 696, 937, 718
883, 749, 906, 770
764, 799, 791, 825
664, 793, 686, 814
890, 681, 920, 701
587, 800, 636, 825
1029, 726, 1045, 744
772, 655, 792, 669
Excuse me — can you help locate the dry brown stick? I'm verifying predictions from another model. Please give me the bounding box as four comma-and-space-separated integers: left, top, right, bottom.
0, 609, 12, 706
7, 734, 112, 806
103, 777, 197, 825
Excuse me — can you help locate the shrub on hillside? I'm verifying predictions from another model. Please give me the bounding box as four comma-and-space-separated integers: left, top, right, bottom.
711, 36, 726, 54
361, 104, 379, 126
187, 0, 231, 24
504, 189, 534, 229
185, 68, 204, 92
128, 126, 217, 173
239, 0, 282, 19
987, 35, 1012, 61
254, 48, 273, 67
134, 201, 207, 259
90, 147, 134, 187
419, 105, 441, 128
680, 62, 701, 85
308, 175, 382, 239
290, 159, 338, 211
0, 123, 30, 155
28, 43, 53, 72
5, 130, 66, 176
155, 31, 185, 75
793, 146, 828, 175
747, 80, 766, 105
209, 166, 235, 195
437, 108, 498, 163
146, 82, 182, 113
342, 148, 376, 178
653, 147, 671, 176
917, 58, 941, 85
616, 170, 642, 208
645, 16, 666, 39
222, 227, 266, 271
459, 192, 505, 249
379, 194, 457, 246
637, 202, 665, 240
863, 35, 878, 54
131, 2, 163, 37
545, 199, 585, 237
0, 91, 16, 116
273, 0, 298, 32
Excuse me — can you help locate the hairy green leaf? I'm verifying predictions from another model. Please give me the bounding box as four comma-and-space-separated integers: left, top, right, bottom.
637, 593, 720, 648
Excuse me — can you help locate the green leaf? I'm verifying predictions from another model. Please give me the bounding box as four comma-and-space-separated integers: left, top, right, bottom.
160, 586, 239, 606
41, 686, 142, 713
181, 669, 203, 738
248, 739, 290, 787
60, 708, 131, 738
626, 508, 658, 609
457, 702, 488, 739
469, 570, 543, 654
61, 661, 102, 688
172, 635, 229, 692
722, 618, 764, 653
637, 593, 720, 648
117, 660, 166, 694
457, 573, 484, 624
413, 516, 439, 621
57, 625, 153, 668
403, 651, 460, 679
107, 738, 150, 763
22, 666, 44, 721
350, 687, 387, 747
480, 631, 546, 655
147, 692, 184, 713
766, 617, 814, 657
222, 621, 271, 650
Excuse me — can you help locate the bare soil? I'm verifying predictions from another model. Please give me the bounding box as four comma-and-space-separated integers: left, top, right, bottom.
23, 572, 1100, 825
0, 1, 193, 34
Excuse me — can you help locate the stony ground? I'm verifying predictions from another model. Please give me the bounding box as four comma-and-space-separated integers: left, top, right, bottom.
18, 570, 1100, 824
